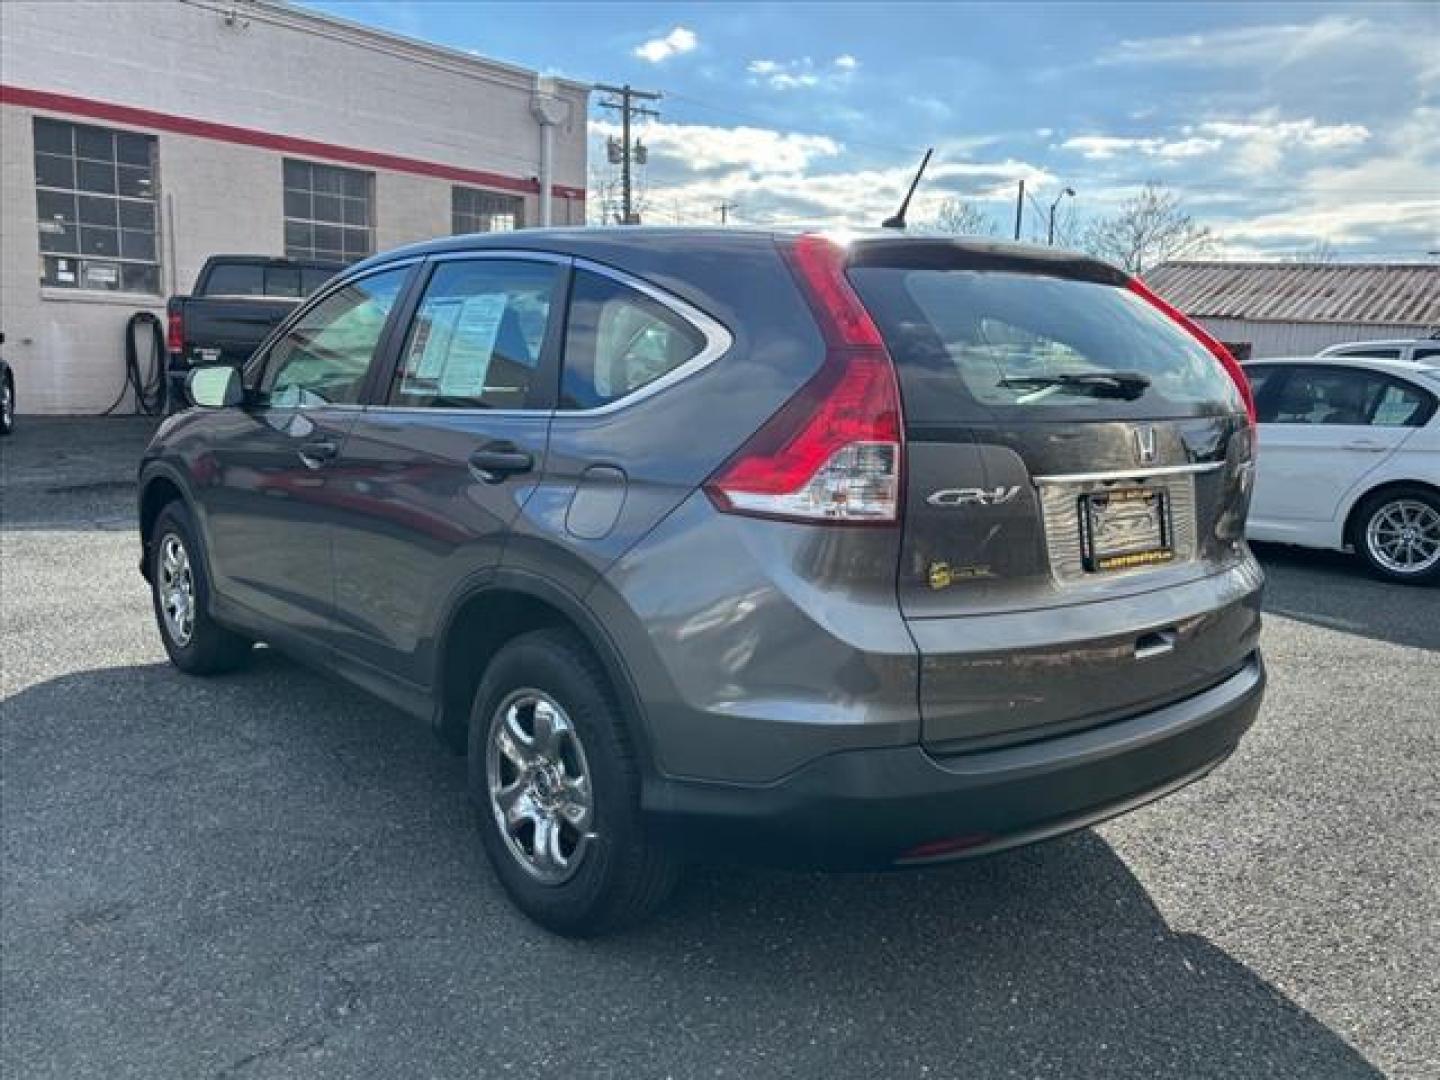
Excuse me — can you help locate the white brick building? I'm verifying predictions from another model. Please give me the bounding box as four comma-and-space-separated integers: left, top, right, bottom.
1, 0, 589, 414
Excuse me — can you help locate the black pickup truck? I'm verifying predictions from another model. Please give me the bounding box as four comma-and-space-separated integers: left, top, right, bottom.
166, 255, 343, 404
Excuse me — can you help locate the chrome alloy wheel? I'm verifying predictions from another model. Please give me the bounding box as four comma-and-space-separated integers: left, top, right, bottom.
158, 533, 196, 646
1365, 499, 1440, 576
1, 379, 12, 430
486, 689, 595, 884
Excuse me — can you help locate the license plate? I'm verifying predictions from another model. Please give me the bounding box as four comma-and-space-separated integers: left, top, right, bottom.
1080, 488, 1173, 571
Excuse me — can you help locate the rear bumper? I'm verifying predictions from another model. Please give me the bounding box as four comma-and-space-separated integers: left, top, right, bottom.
642, 651, 1264, 870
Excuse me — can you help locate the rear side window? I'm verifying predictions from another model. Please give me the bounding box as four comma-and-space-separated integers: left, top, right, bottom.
390, 259, 560, 410
1270, 365, 1434, 427
848, 268, 1243, 423
560, 269, 705, 410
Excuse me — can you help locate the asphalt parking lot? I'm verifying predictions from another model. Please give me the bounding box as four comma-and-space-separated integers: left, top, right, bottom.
2, 417, 1436, 1079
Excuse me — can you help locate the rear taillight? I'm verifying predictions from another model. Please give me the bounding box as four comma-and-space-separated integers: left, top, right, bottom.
1128, 276, 1256, 427
704, 235, 904, 524
166, 310, 184, 355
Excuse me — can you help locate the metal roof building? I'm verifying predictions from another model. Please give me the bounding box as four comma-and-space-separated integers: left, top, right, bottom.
1144, 261, 1440, 360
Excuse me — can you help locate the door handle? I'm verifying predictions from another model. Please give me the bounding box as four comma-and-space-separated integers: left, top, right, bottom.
1341, 440, 1387, 453
297, 439, 339, 469
468, 443, 533, 483
1134, 629, 1177, 660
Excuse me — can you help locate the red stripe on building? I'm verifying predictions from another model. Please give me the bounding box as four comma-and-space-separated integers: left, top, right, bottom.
0, 84, 585, 200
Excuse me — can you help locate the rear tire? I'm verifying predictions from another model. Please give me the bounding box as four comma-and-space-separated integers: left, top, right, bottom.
149, 501, 253, 672
1354, 487, 1440, 585
467, 627, 677, 936
0, 374, 14, 436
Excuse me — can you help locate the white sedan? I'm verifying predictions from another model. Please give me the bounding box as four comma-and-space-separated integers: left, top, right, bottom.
1242, 355, 1440, 584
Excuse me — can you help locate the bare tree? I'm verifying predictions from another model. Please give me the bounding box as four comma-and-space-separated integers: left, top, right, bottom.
1280, 239, 1337, 264
587, 164, 650, 226
926, 197, 998, 237
1083, 182, 1212, 273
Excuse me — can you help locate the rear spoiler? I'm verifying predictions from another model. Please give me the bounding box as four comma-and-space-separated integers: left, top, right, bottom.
846, 237, 1129, 288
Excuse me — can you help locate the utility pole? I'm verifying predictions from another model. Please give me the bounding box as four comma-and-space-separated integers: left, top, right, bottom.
715, 200, 738, 225
595, 83, 661, 224
1013, 178, 1025, 241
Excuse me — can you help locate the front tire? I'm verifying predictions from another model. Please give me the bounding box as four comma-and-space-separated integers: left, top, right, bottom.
149, 501, 252, 672
467, 628, 677, 936
1355, 487, 1440, 585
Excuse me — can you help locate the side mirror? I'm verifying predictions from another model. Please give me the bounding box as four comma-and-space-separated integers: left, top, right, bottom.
188, 365, 243, 408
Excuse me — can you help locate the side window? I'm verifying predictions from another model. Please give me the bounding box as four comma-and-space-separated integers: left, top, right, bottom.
301, 266, 337, 295
1336, 347, 1401, 360
1414, 347, 1440, 363
560, 269, 706, 410
264, 265, 302, 298
1269, 366, 1424, 427
261, 266, 409, 408
1244, 365, 1283, 423
1371, 381, 1433, 427
389, 259, 559, 410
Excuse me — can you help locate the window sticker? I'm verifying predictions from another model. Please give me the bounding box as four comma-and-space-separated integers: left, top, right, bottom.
400, 293, 509, 400
438, 294, 508, 398
412, 300, 462, 381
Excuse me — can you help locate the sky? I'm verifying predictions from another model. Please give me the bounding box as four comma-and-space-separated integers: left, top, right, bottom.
303, 1, 1439, 259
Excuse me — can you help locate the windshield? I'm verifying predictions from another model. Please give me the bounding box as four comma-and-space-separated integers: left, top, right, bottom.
848, 267, 1243, 423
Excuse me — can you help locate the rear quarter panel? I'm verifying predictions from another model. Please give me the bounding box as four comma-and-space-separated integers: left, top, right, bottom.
505, 235, 824, 585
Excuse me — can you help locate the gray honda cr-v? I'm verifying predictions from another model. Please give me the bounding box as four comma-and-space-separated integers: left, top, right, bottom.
138, 229, 1265, 934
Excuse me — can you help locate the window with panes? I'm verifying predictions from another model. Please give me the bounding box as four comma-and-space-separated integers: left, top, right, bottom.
283, 159, 373, 263
33, 117, 161, 294
452, 186, 524, 234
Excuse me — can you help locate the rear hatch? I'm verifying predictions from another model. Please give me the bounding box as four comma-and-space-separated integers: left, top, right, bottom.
847, 239, 1260, 752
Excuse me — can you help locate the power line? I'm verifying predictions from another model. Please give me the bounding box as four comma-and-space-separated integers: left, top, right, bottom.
595, 83, 661, 224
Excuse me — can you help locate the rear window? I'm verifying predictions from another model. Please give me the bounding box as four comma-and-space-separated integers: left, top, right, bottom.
203, 263, 264, 296
848, 268, 1243, 424
202, 263, 335, 297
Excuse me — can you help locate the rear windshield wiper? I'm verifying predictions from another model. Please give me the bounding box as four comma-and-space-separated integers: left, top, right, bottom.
998, 371, 1152, 403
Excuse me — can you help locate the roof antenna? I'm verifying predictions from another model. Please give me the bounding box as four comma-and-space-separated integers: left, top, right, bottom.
882, 148, 933, 230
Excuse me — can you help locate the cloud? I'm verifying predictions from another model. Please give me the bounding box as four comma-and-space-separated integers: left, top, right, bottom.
1061, 135, 1222, 161
1061, 114, 1369, 171
1096, 14, 1440, 89
633, 26, 697, 63
1196, 115, 1370, 170
587, 118, 1052, 228
1097, 15, 1367, 69
746, 55, 858, 91
591, 119, 841, 174
1213, 106, 1439, 251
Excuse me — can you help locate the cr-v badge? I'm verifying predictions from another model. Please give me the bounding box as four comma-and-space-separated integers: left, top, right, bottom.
927, 486, 1021, 508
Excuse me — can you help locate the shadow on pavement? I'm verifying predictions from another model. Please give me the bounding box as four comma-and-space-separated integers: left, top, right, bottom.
1, 417, 159, 532
2, 653, 1381, 1079
1254, 541, 1439, 651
